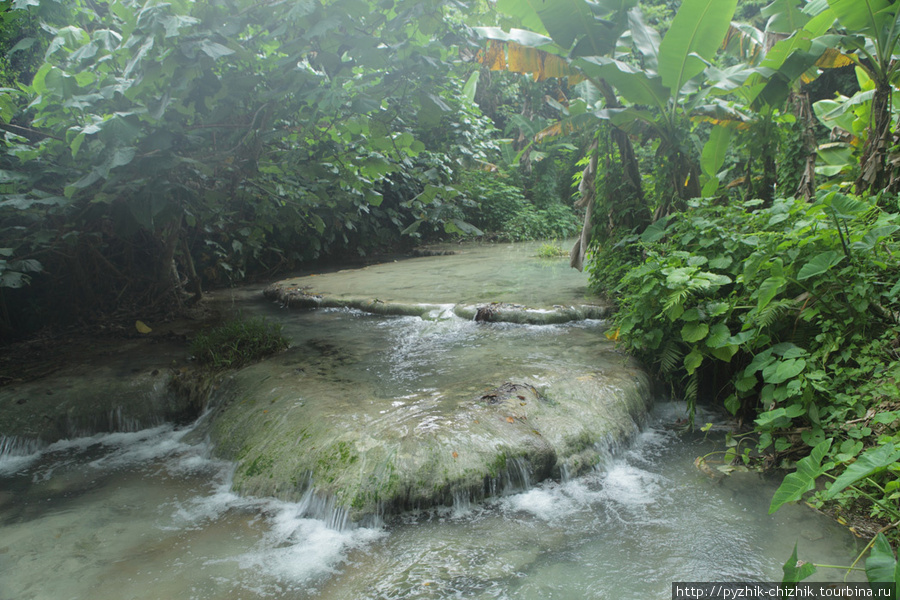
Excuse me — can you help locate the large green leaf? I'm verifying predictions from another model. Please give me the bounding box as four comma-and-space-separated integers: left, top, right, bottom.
684, 348, 703, 374
681, 321, 709, 343
495, 0, 548, 35
627, 7, 660, 71
762, 357, 806, 384
825, 443, 900, 498
827, 0, 896, 37
528, 0, 622, 56
575, 56, 670, 111
757, 275, 785, 311
797, 251, 845, 280
762, 0, 810, 34
462, 71, 479, 105
866, 533, 900, 597
700, 125, 732, 196
782, 542, 818, 583
657, 0, 737, 96
744, 11, 837, 108
769, 438, 833, 513
473, 26, 561, 53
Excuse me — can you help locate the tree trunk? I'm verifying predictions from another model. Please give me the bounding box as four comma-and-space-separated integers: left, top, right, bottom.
791, 91, 817, 201
156, 216, 183, 305
570, 138, 599, 271
597, 80, 650, 230
856, 83, 892, 195
180, 235, 203, 305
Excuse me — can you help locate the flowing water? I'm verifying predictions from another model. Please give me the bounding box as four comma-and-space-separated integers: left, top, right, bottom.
0, 242, 865, 599
0, 401, 862, 600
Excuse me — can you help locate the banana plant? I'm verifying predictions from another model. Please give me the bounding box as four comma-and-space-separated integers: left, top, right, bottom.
475, 0, 740, 252
569, 0, 738, 216
473, 0, 648, 269
815, 0, 900, 195
701, 0, 840, 201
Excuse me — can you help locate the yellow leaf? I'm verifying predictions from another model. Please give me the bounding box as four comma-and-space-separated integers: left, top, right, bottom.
135, 320, 152, 334
535, 122, 563, 143
480, 40, 506, 71
540, 53, 572, 80
815, 48, 854, 69
507, 42, 541, 77
605, 328, 620, 341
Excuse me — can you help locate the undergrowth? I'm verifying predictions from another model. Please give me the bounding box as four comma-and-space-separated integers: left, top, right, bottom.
191, 315, 290, 369
587, 190, 900, 536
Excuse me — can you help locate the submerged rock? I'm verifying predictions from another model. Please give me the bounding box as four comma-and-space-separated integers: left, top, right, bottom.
0, 365, 205, 454
202, 312, 652, 523
264, 239, 612, 326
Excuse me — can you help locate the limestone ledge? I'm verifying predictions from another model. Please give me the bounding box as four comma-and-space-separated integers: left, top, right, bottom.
264, 284, 611, 325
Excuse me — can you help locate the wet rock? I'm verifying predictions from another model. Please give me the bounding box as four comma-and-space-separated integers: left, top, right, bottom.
0, 340, 200, 445
203, 358, 652, 523
410, 248, 456, 257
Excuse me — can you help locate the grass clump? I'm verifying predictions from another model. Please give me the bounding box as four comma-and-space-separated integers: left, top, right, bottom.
191, 315, 289, 369
536, 241, 569, 258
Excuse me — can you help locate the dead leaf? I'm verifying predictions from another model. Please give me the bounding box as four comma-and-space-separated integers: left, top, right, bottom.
452, 451, 458, 459
506, 416, 515, 423
135, 320, 152, 334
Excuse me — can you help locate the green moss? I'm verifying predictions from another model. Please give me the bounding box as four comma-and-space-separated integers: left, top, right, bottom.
241, 453, 274, 478
487, 452, 508, 478
564, 430, 595, 454
315, 440, 359, 482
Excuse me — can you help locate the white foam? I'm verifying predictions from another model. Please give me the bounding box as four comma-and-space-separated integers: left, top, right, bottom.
600, 463, 665, 507
234, 502, 385, 586
0, 452, 41, 475
504, 486, 576, 521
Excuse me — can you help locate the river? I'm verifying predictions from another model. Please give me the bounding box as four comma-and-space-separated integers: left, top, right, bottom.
0, 241, 863, 599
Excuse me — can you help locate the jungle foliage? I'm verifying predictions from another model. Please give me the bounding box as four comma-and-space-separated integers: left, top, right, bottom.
0, 0, 576, 337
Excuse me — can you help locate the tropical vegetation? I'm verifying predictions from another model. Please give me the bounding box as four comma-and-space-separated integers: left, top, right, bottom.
2, 0, 900, 575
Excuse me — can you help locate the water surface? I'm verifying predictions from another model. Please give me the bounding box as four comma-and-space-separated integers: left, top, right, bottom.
0, 401, 862, 600
0, 244, 864, 599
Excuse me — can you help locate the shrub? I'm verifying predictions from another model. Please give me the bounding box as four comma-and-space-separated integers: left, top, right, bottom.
590, 190, 900, 522
536, 241, 569, 258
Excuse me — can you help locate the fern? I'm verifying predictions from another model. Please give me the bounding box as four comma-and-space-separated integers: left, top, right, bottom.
662, 288, 691, 316
684, 371, 700, 428
659, 340, 685, 375
752, 297, 796, 330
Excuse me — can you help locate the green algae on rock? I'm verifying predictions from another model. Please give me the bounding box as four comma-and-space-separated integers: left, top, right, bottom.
202, 310, 652, 523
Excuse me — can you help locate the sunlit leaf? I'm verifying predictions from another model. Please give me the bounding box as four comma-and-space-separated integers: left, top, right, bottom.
826, 443, 900, 498
657, 0, 737, 96
769, 438, 833, 513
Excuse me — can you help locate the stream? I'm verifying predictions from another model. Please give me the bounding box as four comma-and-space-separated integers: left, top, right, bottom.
0, 241, 864, 599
